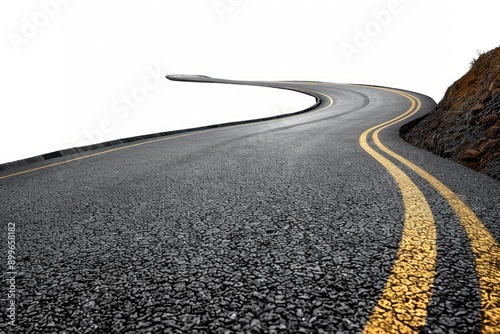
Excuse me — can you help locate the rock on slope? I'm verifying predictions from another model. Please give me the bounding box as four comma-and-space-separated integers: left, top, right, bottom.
402, 46, 500, 180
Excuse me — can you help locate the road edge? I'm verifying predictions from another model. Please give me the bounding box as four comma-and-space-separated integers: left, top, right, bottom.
0, 79, 321, 172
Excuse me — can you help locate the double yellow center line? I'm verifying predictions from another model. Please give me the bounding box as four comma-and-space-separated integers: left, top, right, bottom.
360, 88, 500, 333
1, 83, 497, 332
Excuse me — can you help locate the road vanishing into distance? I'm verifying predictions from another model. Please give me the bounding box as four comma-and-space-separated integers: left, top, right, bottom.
1, 76, 499, 334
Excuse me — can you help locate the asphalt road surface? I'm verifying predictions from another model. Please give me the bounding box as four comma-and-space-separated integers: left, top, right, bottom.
1, 77, 499, 334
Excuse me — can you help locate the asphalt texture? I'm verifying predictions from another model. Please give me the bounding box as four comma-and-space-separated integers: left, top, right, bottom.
0, 78, 499, 333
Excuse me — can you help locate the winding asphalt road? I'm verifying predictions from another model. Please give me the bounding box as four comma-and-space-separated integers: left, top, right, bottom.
1, 77, 499, 334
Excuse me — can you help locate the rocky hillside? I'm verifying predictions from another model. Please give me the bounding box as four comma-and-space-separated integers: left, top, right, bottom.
402, 46, 500, 179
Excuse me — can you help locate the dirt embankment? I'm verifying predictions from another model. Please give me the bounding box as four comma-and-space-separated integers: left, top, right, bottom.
402, 46, 500, 179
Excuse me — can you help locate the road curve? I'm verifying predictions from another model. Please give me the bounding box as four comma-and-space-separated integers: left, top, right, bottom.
0, 77, 499, 334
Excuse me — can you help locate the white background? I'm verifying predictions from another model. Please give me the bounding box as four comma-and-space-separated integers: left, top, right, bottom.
1, 0, 499, 164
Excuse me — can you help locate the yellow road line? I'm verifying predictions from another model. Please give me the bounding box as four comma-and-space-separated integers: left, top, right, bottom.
371, 88, 500, 334
0, 88, 333, 181
0, 130, 210, 181
300, 89, 334, 114
360, 97, 437, 333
